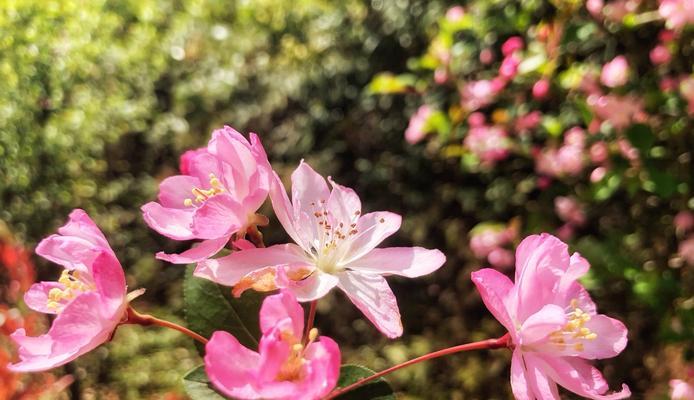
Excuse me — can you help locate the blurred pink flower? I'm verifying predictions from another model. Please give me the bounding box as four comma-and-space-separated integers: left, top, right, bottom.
674, 211, 694, 233
205, 291, 340, 400
660, 77, 679, 92
470, 225, 514, 259
588, 94, 646, 130
464, 124, 512, 165
670, 379, 694, 399
650, 45, 672, 65
471, 234, 631, 400
488, 248, 515, 269
9, 210, 127, 372
434, 67, 449, 84
468, 112, 486, 127
590, 141, 609, 164
591, 167, 608, 183
679, 236, 694, 266
405, 105, 433, 144
603, 0, 641, 22
446, 6, 465, 22
536, 130, 586, 178
587, 0, 605, 17
617, 139, 639, 161
659, 0, 694, 30
514, 111, 543, 134
142, 126, 272, 264
502, 36, 524, 56
480, 48, 494, 65
533, 79, 550, 100
461, 79, 502, 111
195, 162, 445, 338
601, 56, 629, 88
555, 196, 587, 227
499, 54, 521, 80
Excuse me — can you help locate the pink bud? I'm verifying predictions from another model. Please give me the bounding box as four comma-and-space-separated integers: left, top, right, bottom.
499, 54, 520, 80
590, 166, 607, 182
659, 29, 676, 43
434, 67, 449, 84
479, 48, 494, 65
586, 0, 604, 17
488, 248, 514, 269
660, 76, 678, 92
501, 36, 524, 56
532, 79, 550, 100
650, 45, 671, 65
445, 6, 465, 22
601, 56, 629, 88
468, 112, 486, 127
674, 211, 694, 232
589, 141, 609, 164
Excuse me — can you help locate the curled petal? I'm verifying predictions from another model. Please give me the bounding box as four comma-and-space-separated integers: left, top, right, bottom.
24, 282, 65, 314
259, 291, 304, 337
141, 202, 196, 241
191, 194, 245, 240
204, 331, 262, 399
471, 268, 516, 333
156, 237, 230, 264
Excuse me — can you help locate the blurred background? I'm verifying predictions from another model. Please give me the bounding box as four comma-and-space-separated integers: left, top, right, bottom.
0, 0, 692, 398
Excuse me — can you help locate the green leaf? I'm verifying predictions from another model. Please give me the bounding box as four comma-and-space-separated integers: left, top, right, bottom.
182, 365, 227, 400
333, 364, 395, 400
183, 264, 263, 354
625, 124, 655, 154
367, 73, 415, 94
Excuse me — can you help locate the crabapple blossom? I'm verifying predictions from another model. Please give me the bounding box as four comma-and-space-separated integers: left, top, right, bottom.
195, 161, 445, 338
471, 234, 630, 399
205, 291, 340, 400
555, 196, 587, 227
9, 210, 128, 372
659, 0, 694, 30
405, 105, 433, 144
141, 126, 272, 264
600, 56, 629, 88
461, 79, 503, 111
464, 124, 511, 165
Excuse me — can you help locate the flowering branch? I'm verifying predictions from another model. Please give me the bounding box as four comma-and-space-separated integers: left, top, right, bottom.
124, 306, 209, 345
324, 333, 511, 399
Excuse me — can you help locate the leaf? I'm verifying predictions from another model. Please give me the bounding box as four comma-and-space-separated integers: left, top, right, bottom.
183, 264, 263, 354
625, 124, 655, 154
182, 365, 227, 400
333, 364, 395, 400
367, 73, 415, 94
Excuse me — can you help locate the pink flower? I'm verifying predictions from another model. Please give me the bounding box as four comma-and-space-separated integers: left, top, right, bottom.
590, 141, 609, 164
9, 210, 127, 372
445, 6, 465, 22
470, 224, 515, 259
461, 79, 502, 111
533, 79, 551, 100
205, 291, 340, 400
514, 111, 543, 134
601, 56, 629, 88
471, 234, 631, 400
502, 36, 524, 56
650, 45, 672, 65
586, 0, 605, 17
464, 124, 512, 165
480, 48, 494, 65
195, 162, 446, 338
591, 167, 608, 183
659, 0, 694, 30
555, 196, 587, 227
141, 126, 272, 264
405, 105, 433, 144
670, 379, 694, 399
587, 94, 646, 130
674, 211, 694, 233
488, 248, 515, 269
679, 236, 694, 266
499, 54, 521, 80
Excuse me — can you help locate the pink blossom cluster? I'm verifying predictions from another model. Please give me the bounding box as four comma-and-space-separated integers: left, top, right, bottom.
469, 221, 518, 269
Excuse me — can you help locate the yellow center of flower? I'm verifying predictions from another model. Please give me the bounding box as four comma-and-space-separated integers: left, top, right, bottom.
46, 270, 94, 312
183, 173, 225, 207
548, 299, 598, 352
275, 328, 319, 382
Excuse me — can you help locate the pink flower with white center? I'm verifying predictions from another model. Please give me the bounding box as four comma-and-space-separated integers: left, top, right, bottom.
471, 234, 631, 400
9, 210, 127, 372
141, 126, 272, 264
601, 56, 629, 88
205, 291, 340, 400
195, 162, 446, 338
461, 79, 502, 111
405, 105, 433, 144
659, 0, 694, 30
587, 94, 646, 130
670, 379, 694, 400
555, 196, 587, 227
464, 124, 512, 165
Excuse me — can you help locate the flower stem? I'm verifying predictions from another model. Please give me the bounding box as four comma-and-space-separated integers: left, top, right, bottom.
324, 333, 511, 399
304, 300, 318, 343
124, 306, 209, 345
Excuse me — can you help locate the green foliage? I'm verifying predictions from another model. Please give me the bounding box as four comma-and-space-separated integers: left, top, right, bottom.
182, 365, 227, 400
334, 365, 395, 400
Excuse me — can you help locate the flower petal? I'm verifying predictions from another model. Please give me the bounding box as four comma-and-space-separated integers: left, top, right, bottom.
345, 247, 445, 278
326, 177, 361, 226
336, 272, 403, 338
194, 244, 308, 286
279, 270, 339, 302
291, 161, 330, 220
511, 350, 533, 400
157, 175, 201, 209
24, 282, 65, 314
191, 194, 245, 239
56, 209, 110, 250
470, 268, 516, 333
259, 291, 304, 337
91, 251, 127, 318
540, 355, 631, 399
523, 353, 561, 399
342, 212, 402, 264
141, 201, 196, 240
269, 171, 308, 250
519, 304, 567, 346
36, 235, 102, 273
299, 336, 341, 399
156, 237, 230, 264
580, 314, 628, 359
204, 330, 262, 399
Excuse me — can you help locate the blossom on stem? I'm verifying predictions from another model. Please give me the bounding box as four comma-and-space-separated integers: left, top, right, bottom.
9, 210, 128, 372
141, 126, 272, 264
205, 291, 340, 400
195, 161, 446, 338
471, 234, 631, 399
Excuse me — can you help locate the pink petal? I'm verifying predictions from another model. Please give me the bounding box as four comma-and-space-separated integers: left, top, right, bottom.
56, 209, 110, 249
298, 336, 341, 399
540, 355, 631, 399
259, 291, 304, 337
187, 151, 225, 187
291, 161, 330, 219
343, 211, 402, 264
141, 201, 196, 240
519, 304, 567, 345
35, 235, 102, 273
204, 330, 262, 399
191, 194, 245, 239
269, 171, 307, 250
580, 314, 628, 359
326, 177, 362, 225
557, 252, 591, 293
336, 272, 403, 338
194, 244, 308, 286
91, 251, 127, 318
523, 353, 561, 399
9, 292, 115, 372
24, 281, 65, 314
511, 350, 533, 400
156, 237, 230, 264
157, 175, 201, 209
256, 328, 293, 385
470, 268, 516, 334
279, 270, 339, 302
345, 247, 445, 278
